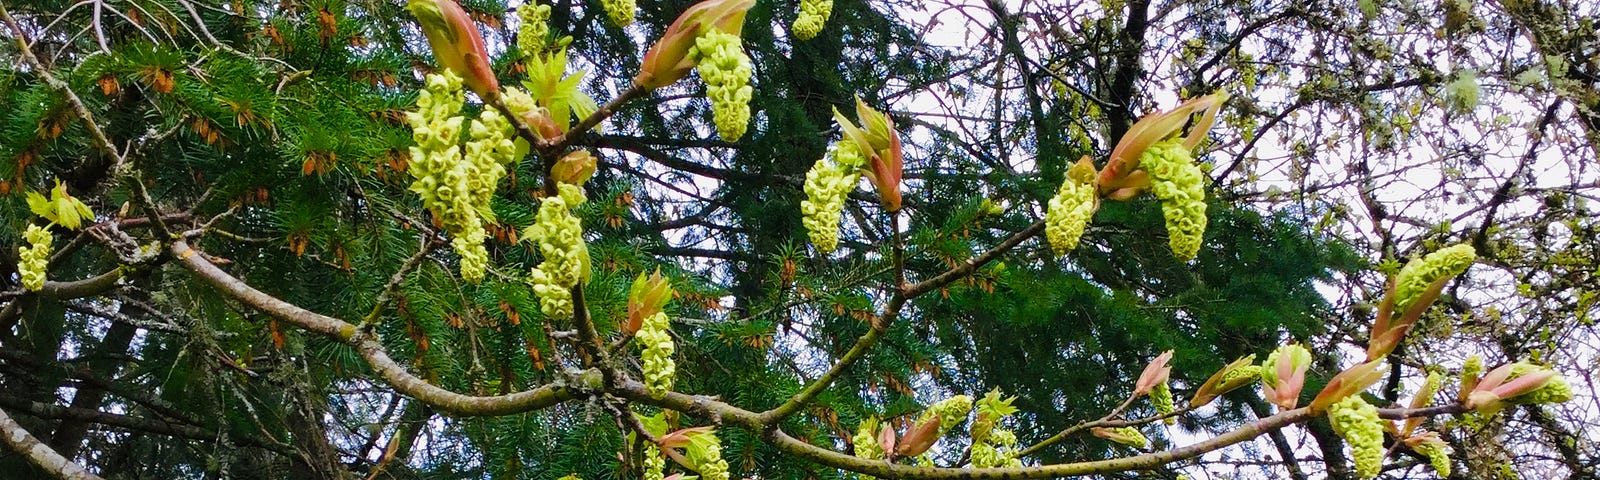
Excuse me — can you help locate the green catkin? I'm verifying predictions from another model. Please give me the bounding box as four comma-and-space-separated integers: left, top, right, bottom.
407, 71, 504, 282
1104, 427, 1148, 448
1045, 171, 1096, 255
919, 395, 973, 432
518, 2, 552, 55
1151, 381, 1176, 424
599, 0, 634, 26
1139, 139, 1208, 260
457, 109, 526, 281
1502, 363, 1574, 405
1222, 364, 1264, 384
643, 444, 665, 480
18, 224, 52, 291
697, 434, 730, 480
801, 141, 864, 252
527, 184, 590, 318
689, 29, 753, 141
852, 417, 884, 460
791, 0, 833, 40
1412, 438, 1453, 477
1393, 244, 1475, 313
637, 311, 675, 398
1329, 396, 1384, 479
972, 428, 1022, 468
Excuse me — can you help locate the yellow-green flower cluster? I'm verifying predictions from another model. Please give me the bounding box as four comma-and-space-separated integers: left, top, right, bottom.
972, 428, 1022, 468
1222, 364, 1263, 384
689, 29, 753, 141
406, 71, 517, 282
852, 417, 885, 460
1502, 362, 1573, 405
456, 110, 527, 280
1140, 138, 1208, 261
1393, 244, 1475, 313
1418, 370, 1442, 405
1045, 171, 1096, 255
1411, 436, 1452, 477
970, 389, 1018, 443
518, 2, 552, 55
801, 141, 864, 252
791, 0, 832, 40
600, 0, 634, 26
637, 311, 675, 398
18, 224, 52, 291
1102, 427, 1148, 448
527, 184, 591, 318
696, 435, 730, 480
1151, 381, 1176, 423
1328, 395, 1384, 479
919, 395, 973, 432
643, 444, 665, 480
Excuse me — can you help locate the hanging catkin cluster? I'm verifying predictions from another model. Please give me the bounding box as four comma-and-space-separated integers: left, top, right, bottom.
920, 395, 973, 432
852, 417, 885, 460
17, 224, 53, 291
801, 141, 865, 252
971, 428, 1023, 468
1392, 244, 1475, 312
457, 109, 527, 280
696, 435, 731, 480
600, 0, 635, 26
636, 311, 675, 398
643, 444, 665, 480
689, 29, 753, 141
407, 71, 490, 281
527, 184, 591, 318
518, 2, 552, 54
1045, 168, 1096, 255
1329, 395, 1384, 479
1150, 381, 1176, 422
1140, 138, 1209, 260
791, 0, 832, 40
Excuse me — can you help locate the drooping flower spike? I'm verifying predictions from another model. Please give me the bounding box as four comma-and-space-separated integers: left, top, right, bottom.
17, 225, 53, 291
791, 0, 833, 40
1045, 156, 1100, 255
1092, 426, 1148, 449
1328, 395, 1385, 479
406, 0, 500, 100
